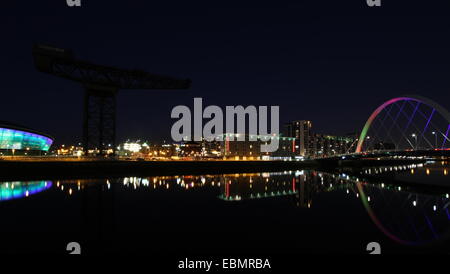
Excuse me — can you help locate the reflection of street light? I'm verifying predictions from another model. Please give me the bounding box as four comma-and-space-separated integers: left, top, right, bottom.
432, 131, 437, 148
411, 134, 417, 150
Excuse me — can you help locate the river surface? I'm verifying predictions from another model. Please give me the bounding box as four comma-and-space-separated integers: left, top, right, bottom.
0, 161, 449, 254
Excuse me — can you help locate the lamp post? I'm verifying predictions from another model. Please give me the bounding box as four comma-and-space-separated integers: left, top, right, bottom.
432, 131, 437, 149
411, 134, 417, 150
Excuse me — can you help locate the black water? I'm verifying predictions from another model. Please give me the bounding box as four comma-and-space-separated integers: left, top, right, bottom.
0, 162, 449, 254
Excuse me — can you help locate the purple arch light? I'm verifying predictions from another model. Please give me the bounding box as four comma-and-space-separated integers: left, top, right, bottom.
356, 95, 450, 153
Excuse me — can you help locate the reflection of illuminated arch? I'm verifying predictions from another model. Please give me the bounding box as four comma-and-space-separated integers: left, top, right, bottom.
355, 183, 412, 245
356, 95, 450, 153
355, 182, 450, 246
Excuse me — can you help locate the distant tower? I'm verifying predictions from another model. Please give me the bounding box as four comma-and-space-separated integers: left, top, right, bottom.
285, 120, 312, 157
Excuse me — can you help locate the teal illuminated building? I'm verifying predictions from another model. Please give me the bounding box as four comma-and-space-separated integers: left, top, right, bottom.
0, 121, 53, 155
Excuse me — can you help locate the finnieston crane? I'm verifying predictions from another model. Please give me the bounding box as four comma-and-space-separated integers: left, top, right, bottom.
32, 44, 191, 156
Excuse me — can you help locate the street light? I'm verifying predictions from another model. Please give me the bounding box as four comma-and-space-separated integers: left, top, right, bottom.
432, 131, 437, 148
411, 133, 417, 150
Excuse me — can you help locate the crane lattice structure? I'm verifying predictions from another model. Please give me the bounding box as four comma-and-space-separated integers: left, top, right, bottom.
33, 44, 191, 155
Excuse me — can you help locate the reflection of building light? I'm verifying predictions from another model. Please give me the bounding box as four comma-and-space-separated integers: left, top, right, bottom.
444, 169, 448, 176
410, 169, 415, 175
1, 181, 52, 201
426, 169, 430, 175
262, 173, 270, 178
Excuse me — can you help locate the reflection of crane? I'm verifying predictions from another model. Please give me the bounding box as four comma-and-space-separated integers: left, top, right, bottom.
32, 44, 191, 155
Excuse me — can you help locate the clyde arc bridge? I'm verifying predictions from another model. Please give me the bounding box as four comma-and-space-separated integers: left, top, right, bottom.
350, 95, 450, 157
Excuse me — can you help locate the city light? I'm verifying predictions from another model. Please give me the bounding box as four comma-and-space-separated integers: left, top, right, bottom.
123, 142, 142, 153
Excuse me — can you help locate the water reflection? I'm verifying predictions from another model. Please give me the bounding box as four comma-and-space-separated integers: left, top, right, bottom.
0, 181, 52, 201
1, 162, 449, 249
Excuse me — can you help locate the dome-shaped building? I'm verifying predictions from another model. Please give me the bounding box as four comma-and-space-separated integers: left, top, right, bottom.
0, 121, 53, 155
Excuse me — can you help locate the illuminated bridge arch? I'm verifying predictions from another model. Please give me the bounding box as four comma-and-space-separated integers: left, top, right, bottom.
356, 95, 450, 153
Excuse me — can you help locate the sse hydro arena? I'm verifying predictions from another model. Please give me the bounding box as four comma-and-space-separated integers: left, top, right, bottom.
0, 121, 53, 156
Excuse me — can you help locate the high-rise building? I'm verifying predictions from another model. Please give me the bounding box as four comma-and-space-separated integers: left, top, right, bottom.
285, 120, 312, 157
309, 134, 356, 158
285, 120, 357, 158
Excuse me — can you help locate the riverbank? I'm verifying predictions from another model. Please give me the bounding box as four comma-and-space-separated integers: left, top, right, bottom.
0, 160, 318, 181
0, 158, 430, 181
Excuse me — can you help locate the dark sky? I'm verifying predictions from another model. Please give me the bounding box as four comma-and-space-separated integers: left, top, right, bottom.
1, 1, 450, 144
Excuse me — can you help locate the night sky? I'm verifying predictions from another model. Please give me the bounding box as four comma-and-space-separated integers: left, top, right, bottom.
1, 1, 450, 145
